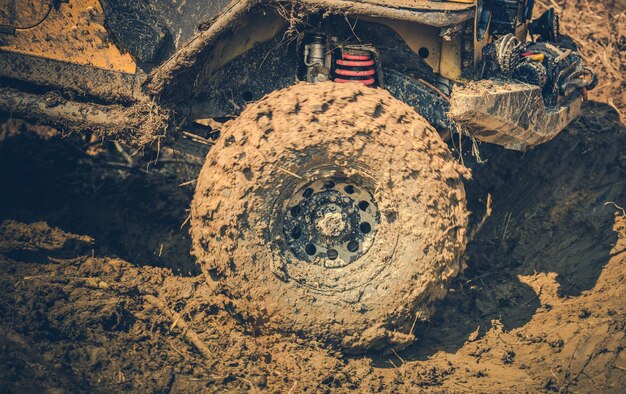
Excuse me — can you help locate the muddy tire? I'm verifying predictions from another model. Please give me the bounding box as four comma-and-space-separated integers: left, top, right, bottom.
190, 82, 470, 352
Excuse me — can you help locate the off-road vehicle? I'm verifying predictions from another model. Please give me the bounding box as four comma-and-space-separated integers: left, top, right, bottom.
0, 0, 596, 352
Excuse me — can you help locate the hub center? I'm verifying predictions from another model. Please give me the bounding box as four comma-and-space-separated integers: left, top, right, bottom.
279, 177, 380, 268
316, 211, 346, 237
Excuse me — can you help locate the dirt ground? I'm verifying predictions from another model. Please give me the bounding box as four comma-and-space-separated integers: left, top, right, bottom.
1, 0, 625, 393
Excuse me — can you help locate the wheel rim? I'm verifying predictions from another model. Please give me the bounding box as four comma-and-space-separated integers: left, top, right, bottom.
279, 177, 380, 268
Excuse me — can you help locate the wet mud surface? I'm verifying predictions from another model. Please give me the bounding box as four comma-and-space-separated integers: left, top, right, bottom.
0, 100, 624, 392
1, 0, 625, 389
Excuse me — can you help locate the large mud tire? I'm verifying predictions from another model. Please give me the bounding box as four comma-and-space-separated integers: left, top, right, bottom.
190, 82, 470, 352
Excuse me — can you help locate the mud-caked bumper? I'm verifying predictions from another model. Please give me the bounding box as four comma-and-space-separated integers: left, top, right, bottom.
449, 79, 583, 151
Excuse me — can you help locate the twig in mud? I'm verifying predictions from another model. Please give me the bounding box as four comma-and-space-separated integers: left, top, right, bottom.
178, 179, 197, 187
144, 158, 197, 165
287, 380, 299, 394
417, 78, 448, 100
452, 381, 473, 390
167, 339, 186, 358
0, 297, 14, 309
228, 97, 242, 112
500, 212, 513, 245
564, 338, 583, 380
170, 314, 181, 330
607, 99, 621, 117
153, 136, 162, 165
180, 213, 191, 229
409, 313, 419, 336
388, 359, 399, 368
561, 351, 596, 393
275, 2, 303, 38
550, 369, 562, 390
457, 125, 464, 166
143, 294, 213, 359
471, 135, 487, 164
604, 201, 625, 216
470, 193, 492, 240
101, 161, 133, 169
237, 376, 258, 394
278, 167, 302, 179
113, 141, 134, 166
581, 371, 596, 385
391, 348, 405, 365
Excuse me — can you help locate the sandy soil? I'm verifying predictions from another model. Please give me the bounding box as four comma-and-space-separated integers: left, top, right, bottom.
0, 0, 625, 392
1, 100, 624, 393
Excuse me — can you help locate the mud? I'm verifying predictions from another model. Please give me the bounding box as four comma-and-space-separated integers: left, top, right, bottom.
1, 0, 625, 389
0, 98, 624, 392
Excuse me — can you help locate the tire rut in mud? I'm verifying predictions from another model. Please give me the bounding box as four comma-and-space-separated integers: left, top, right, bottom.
0, 100, 624, 393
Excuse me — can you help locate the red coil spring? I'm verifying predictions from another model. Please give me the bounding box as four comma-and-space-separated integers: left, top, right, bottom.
334, 52, 376, 86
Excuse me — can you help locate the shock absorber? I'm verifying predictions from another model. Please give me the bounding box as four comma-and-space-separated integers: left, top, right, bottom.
334, 50, 376, 87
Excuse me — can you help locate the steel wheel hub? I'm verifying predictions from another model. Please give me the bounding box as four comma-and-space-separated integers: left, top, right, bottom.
280, 177, 379, 268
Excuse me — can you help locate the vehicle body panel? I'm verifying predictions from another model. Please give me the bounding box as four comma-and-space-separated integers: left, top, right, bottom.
0, 0, 594, 153
0, 0, 136, 72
